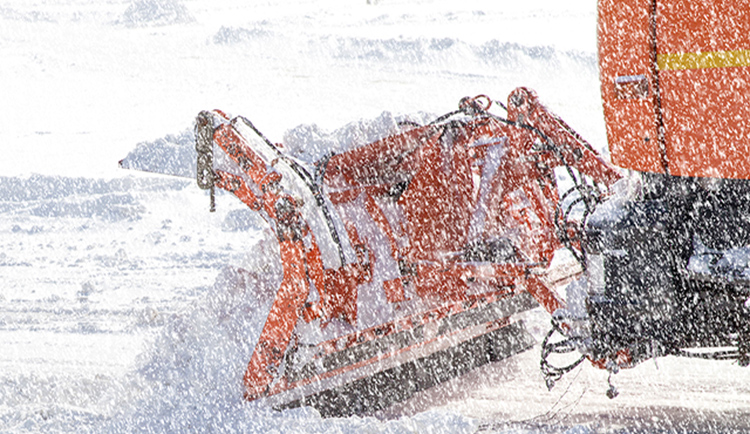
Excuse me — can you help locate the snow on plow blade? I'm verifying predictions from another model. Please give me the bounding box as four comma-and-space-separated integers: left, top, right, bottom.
190, 90, 621, 416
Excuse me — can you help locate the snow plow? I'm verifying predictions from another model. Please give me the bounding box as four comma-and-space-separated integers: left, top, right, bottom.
190, 89, 621, 415
121, 0, 750, 416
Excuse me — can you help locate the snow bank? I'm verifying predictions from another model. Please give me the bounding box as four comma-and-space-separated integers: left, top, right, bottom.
283, 110, 435, 162
213, 25, 273, 45
104, 244, 475, 433
0, 175, 185, 202
209, 23, 596, 76
106, 265, 274, 432
0, 175, 188, 221
221, 208, 265, 233
119, 130, 196, 180
120, 0, 194, 27
119, 109, 435, 170
0, 374, 114, 432
0, 6, 54, 22
330, 37, 595, 70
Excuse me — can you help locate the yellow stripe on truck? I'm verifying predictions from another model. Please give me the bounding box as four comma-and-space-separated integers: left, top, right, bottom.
657, 49, 750, 71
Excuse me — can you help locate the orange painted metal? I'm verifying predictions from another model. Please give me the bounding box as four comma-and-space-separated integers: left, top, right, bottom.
656, 0, 750, 179
320, 90, 621, 311
265, 290, 518, 398
396, 126, 475, 261
383, 278, 406, 303
598, 0, 665, 175
243, 237, 309, 400
209, 120, 374, 399
599, 0, 750, 179
203, 90, 621, 401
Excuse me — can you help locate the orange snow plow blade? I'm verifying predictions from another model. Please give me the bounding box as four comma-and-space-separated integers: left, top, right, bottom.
193, 89, 621, 416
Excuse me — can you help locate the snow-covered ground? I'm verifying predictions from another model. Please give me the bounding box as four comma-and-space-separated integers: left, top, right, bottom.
3, 1, 750, 432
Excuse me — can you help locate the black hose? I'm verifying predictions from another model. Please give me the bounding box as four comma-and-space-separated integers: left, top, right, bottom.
541, 323, 586, 387
490, 113, 599, 270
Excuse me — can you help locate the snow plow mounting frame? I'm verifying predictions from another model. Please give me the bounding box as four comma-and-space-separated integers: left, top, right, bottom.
194, 88, 621, 414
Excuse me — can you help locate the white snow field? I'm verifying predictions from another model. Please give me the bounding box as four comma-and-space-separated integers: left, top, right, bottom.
3, 1, 750, 433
